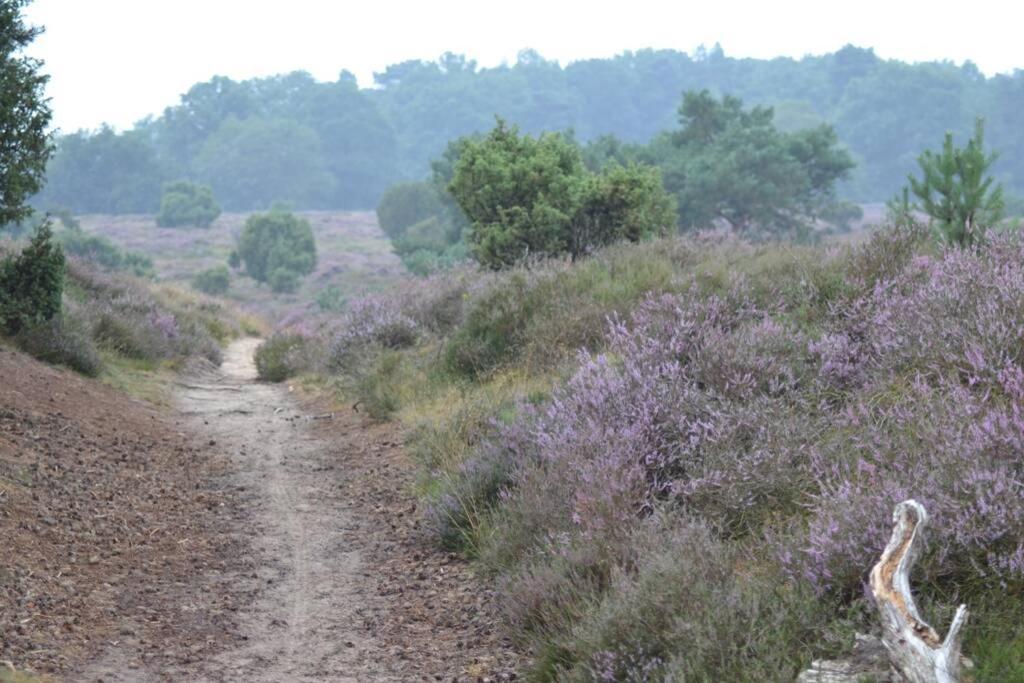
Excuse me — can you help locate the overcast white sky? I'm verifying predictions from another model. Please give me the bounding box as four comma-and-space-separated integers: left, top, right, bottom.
24, 0, 1024, 133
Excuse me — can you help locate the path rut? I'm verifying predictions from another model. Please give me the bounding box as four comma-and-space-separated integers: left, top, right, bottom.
188, 338, 380, 681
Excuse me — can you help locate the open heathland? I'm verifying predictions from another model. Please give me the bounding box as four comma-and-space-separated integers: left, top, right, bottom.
272, 224, 1024, 681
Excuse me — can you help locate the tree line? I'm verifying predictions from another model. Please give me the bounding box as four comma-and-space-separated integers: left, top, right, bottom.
31, 45, 1024, 214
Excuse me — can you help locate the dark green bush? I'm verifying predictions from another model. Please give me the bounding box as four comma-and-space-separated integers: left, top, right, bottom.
236, 209, 316, 287
449, 121, 674, 268
14, 315, 102, 376
315, 283, 346, 312
191, 265, 230, 295
156, 180, 221, 228
398, 243, 469, 277
0, 224, 65, 335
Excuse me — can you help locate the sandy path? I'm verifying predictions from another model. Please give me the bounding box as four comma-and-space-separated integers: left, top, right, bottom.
74, 338, 520, 682
175, 338, 388, 682
77, 339, 393, 681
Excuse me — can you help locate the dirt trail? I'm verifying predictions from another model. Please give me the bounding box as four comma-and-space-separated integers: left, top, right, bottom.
75, 338, 519, 681
179, 337, 377, 681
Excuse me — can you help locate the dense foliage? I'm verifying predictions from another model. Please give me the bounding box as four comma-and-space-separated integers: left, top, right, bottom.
233, 209, 317, 292
156, 180, 222, 228
0, 224, 65, 334
376, 181, 445, 241
449, 120, 675, 268
0, 0, 52, 226
647, 90, 854, 237
192, 116, 336, 211
375, 139, 472, 274
40, 127, 164, 214
30, 47, 1024, 213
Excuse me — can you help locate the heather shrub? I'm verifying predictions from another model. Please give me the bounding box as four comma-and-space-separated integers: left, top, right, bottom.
155, 285, 240, 348
65, 261, 225, 365
443, 241, 678, 378
691, 238, 851, 324
784, 377, 1024, 597
535, 514, 831, 682
14, 311, 102, 376
392, 270, 474, 334
435, 236, 1024, 673
328, 295, 419, 371
255, 333, 310, 382
842, 219, 931, 292
469, 289, 808, 549
862, 235, 1024, 391
325, 228, 1024, 676
425, 429, 518, 551
91, 307, 165, 360
349, 349, 408, 420
443, 271, 538, 377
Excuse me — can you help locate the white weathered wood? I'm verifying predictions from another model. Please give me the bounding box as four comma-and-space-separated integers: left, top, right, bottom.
869, 499, 969, 683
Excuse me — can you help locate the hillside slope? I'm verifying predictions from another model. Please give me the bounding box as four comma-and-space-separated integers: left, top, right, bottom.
0, 345, 238, 676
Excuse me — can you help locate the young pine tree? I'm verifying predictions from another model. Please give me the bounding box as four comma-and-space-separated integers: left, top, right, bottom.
907, 118, 1004, 247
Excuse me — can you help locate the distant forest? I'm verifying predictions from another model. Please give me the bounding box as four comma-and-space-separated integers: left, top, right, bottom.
33, 45, 1024, 214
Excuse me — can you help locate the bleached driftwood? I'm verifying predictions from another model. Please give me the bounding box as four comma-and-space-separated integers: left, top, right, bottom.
869, 499, 969, 683
798, 500, 969, 683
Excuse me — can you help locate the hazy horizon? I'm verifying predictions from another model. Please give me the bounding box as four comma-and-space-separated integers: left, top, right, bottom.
24, 0, 1023, 134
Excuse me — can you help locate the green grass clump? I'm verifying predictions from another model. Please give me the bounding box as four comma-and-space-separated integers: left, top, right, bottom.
254, 333, 310, 382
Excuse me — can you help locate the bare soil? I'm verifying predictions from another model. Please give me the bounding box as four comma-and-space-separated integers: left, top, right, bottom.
2, 340, 520, 681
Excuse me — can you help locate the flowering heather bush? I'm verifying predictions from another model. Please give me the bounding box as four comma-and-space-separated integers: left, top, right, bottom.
787, 369, 1024, 597
411, 228, 1024, 677
391, 269, 476, 334
444, 285, 817, 557
64, 259, 226, 365
14, 307, 102, 377
328, 295, 419, 370
864, 236, 1024, 392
